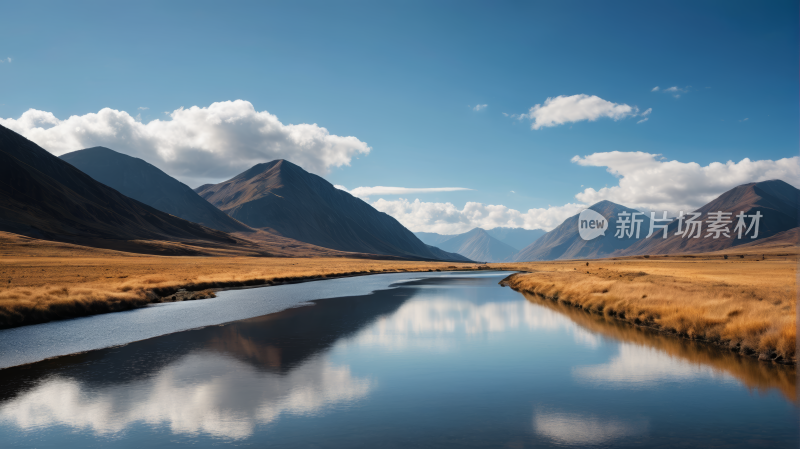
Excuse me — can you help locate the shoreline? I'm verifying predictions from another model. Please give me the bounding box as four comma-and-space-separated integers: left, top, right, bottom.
499, 272, 796, 366
0, 265, 499, 330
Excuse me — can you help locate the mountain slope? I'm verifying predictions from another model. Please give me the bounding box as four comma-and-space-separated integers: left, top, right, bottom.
513, 200, 651, 261
0, 125, 368, 258
414, 232, 454, 247
436, 228, 518, 262
0, 124, 253, 255
485, 227, 546, 251
195, 160, 470, 261
60, 147, 251, 233
615, 180, 799, 256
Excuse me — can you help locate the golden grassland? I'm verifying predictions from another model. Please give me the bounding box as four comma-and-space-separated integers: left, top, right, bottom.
0, 232, 478, 328
492, 248, 798, 364
1, 229, 796, 367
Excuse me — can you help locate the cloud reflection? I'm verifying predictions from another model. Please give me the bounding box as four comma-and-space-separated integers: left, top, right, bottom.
534, 410, 649, 445
346, 298, 601, 350
573, 343, 735, 388
0, 352, 372, 439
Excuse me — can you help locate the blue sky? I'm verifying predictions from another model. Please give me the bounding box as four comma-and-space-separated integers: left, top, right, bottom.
1, 1, 797, 232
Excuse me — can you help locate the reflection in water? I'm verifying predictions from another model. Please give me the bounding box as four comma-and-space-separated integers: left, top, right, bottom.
0, 273, 796, 448
533, 409, 649, 445
0, 353, 371, 439
349, 298, 601, 350
573, 342, 735, 388
519, 291, 797, 401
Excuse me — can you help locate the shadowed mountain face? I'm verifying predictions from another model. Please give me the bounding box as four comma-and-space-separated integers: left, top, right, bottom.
0, 124, 263, 255
615, 180, 799, 256
513, 201, 652, 261
195, 160, 469, 261
60, 147, 251, 233
435, 228, 519, 262
413, 232, 453, 247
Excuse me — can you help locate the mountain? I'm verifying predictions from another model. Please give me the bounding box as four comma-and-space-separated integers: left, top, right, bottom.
513, 200, 651, 261
0, 124, 254, 255
195, 160, 470, 261
485, 227, 546, 251
435, 228, 518, 262
0, 125, 371, 258
415, 227, 545, 252
414, 232, 454, 247
60, 147, 251, 233
615, 180, 799, 256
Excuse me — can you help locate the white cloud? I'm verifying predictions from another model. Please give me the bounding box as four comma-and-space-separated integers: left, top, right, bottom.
0, 100, 371, 186
138, 106, 149, 110
338, 186, 471, 200
651, 86, 660, 92
740, 118, 749, 122
571, 151, 800, 213
518, 94, 642, 130
371, 198, 585, 233
370, 151, 799, 233
661, 86, 688, 98
472, 104, 488, 112
636, 108, 651, 124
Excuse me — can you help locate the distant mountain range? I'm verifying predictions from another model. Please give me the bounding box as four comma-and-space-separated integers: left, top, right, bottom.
511, 181, 798, 261
435, 228, 518, 263
614, 180, 799, 256
195, 160, 469, 261
512, 200, 652, 261
415, 227, 545, 262
3, 121, 793, 262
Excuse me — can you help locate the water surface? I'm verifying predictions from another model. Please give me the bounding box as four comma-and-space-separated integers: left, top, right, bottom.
0, 272, 796, 448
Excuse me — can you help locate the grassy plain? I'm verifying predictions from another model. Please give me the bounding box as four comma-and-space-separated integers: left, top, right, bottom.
1, 230, 796, 366
0, 231, 475, 328
494, 248, 798, 364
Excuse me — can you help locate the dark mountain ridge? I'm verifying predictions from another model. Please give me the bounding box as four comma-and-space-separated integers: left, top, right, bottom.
60, 147, 251, 233
0, 124, 255, 255
195, 160, 469, 261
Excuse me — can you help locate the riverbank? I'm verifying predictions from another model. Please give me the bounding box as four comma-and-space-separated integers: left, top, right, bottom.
496, 251, 797, 364
0, 231, 480, 329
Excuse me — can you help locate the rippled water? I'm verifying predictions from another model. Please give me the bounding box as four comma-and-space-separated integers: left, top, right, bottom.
0, 272, 796, 448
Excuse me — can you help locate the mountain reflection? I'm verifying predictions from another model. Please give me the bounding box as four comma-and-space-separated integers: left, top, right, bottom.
0, 287, 410, 439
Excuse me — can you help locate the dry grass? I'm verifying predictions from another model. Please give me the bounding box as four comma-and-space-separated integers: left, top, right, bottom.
493, 248, 797, 364
0, 231, 479, 328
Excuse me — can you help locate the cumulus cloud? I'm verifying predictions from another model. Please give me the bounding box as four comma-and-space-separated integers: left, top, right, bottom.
571, 151, 800, 213
517, 94, 643, 130
337, 186, 471, 200
472, 104, 488, 112
371, 198, 585, 234
369, 151, 799, 233
0, 100, 371, 185
651, 86, 660, 92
